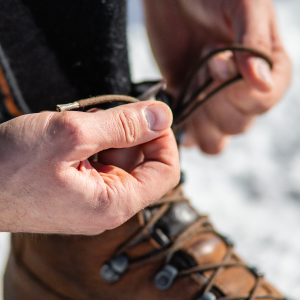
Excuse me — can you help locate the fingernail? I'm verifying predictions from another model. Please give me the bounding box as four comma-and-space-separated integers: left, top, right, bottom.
145, 104, 172, 131
252, 57, 274, 87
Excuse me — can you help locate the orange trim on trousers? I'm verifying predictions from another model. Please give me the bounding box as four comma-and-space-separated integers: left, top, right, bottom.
0, 65, 22, 117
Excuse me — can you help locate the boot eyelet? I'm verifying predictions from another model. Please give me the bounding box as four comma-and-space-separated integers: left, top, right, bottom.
196, 292, 217, 300
154, 264, 178, 290
153, 228, 170, 247
100, 254, 128, 283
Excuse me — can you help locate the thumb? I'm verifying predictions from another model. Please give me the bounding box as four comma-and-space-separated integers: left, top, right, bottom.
228, 0, 274, 91
52, 100, 173, 160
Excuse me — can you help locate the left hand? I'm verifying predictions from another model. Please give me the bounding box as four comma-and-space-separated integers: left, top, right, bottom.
144, 0, 291, 154
0, 101, 179, 235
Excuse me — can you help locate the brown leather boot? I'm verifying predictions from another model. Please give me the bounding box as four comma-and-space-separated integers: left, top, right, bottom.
4, 185, 286, 300
3, 47, 288, 300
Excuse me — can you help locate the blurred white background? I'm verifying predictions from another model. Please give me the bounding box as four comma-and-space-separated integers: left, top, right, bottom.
1, 0, 300, 298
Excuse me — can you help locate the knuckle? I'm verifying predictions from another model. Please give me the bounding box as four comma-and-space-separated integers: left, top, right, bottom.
223, 124, 244, 135
219, 118, 249, 135
244, 34, 270, 53
246, 99, 272, 115
200, 141, 225, 155
255, 38, 270, 53
117, 111, 138, 144
252, 104, 270, 115
55, 112, 84, 143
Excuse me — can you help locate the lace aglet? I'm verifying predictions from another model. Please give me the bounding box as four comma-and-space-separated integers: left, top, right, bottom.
56, 101, 80, 112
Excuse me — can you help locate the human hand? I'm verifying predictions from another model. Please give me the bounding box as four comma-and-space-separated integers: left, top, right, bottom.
0, 101, 179, 235
144, 0, 291, 153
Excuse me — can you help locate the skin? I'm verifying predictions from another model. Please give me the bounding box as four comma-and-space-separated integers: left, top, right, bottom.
144, 0, 292, 154
0, 101, 180, 235
0, 0, 292, 234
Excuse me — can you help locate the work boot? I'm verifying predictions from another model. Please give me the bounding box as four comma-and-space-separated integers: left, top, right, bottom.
4, 184, 286, 299
3, 47, 288, 300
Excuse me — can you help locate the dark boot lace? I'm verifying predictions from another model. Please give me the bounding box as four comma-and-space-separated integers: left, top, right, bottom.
58, 45, 287, 300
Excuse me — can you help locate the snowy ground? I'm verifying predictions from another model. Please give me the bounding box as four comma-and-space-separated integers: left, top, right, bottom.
1, 0, 300, 298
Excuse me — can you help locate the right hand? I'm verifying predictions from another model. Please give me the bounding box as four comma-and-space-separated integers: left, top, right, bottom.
144, 0, 291, 154
0, 101, 179, 235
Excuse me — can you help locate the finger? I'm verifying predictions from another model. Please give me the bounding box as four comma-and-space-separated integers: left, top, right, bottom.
227, 0, 274, 91
88, 108, 144, 172
219, 48, 291, 117
203, 91, 256, 135
97, 146, 144, 173
130, 129, 180, 206
213, 78, 274, 115
49, 101, 173, 161
186, 106, 230, 154
91, 129, 180, 229
181, 131, 197, 147
221, 78, 283, 116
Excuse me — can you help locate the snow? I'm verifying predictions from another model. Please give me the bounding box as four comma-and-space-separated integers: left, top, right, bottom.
127, 0, 300, 297
1, 0, 300, 298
